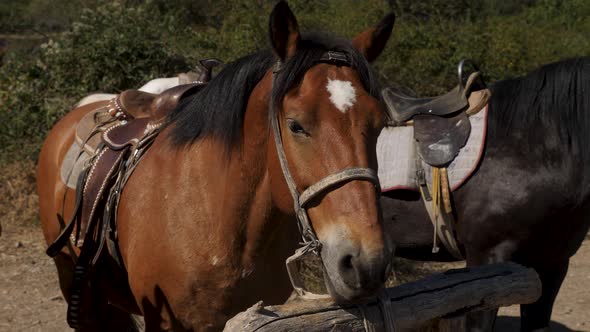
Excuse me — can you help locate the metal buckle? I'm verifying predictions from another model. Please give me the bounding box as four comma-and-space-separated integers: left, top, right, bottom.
319, 51, 350, 66
272, 60, 283, 74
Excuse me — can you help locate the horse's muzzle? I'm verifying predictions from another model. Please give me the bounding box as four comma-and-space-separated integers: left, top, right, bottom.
321, 239, 393, 302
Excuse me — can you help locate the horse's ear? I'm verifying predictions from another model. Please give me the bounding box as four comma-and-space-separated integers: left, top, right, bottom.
352, 13, 395, 63
269, 1, 300, 61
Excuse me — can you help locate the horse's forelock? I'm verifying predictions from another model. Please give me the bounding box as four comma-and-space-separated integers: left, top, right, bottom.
270, 32, 382, 117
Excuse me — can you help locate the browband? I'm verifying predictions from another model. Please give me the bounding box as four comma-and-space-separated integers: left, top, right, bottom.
318, 51, 350, 66
274, 50, 351, 73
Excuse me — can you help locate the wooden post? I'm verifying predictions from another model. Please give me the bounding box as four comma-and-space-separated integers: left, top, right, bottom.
224, 262, 541, 332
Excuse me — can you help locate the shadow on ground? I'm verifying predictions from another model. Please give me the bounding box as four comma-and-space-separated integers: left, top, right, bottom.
496, 316, 583, 332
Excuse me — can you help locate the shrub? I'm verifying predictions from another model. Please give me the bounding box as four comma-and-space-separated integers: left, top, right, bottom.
1, 0, 588, 161
0, 1, 192, 160
376, 0, 590, 95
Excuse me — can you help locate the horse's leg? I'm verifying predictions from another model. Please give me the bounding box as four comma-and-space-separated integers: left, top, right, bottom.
71, 290, 140, 332
520, 260, 569, 332
464, 263, 498, 332
464, 241, 517, 332
92, 302, 141, 332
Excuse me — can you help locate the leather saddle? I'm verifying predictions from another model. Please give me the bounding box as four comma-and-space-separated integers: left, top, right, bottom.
47, 58, 222, 330
116, 58, 222, 121
74, 58, 222, 155
382, 60, 491, 260
60, 58, 222, 249
382, 59, 491, 167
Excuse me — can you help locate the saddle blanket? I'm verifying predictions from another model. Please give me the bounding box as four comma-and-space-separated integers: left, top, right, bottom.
377, 105, 488, 192
61, 143, 91, 189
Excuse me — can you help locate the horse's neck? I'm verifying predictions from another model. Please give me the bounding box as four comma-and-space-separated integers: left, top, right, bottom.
233, 72, 302, 267
172, 71, 297, 269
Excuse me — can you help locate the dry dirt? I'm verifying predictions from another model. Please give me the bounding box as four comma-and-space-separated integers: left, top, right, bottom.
2, 222, 589, 331
1, 160, 589, 331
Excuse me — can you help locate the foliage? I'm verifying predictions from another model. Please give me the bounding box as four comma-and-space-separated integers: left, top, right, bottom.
0, 0, 589, 161
0, 0, 89, 33
0, 1, 192, 160
181, 0, 391, 62
378, 0, 590, 94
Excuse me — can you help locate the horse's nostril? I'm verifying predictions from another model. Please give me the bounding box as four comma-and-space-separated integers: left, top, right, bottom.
337, 253, 361, 289
341, 254, 354, 270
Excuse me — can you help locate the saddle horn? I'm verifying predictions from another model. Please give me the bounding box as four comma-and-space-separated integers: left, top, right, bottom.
197, 58, 223, 83
458, 59, 486, 93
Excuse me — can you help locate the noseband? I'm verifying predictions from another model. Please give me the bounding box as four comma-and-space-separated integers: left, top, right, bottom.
271, 51, 381, 297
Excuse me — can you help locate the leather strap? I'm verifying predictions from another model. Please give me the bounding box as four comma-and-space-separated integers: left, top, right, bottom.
417, 163, 463, 259
378, 291, 397, 332
47, 163, 90, 257
270, 107, 380, 246
299, 168, 380, 206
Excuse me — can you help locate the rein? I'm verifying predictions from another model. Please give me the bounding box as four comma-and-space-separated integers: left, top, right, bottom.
271, 51, 381, 297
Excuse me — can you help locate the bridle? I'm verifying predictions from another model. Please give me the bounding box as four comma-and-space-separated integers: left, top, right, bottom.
271, 51, 381, 297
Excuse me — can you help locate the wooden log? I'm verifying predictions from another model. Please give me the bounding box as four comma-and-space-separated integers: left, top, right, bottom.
224, 262, 540, 332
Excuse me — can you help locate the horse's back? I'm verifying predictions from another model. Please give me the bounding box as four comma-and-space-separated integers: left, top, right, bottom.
37, 101, 109, 246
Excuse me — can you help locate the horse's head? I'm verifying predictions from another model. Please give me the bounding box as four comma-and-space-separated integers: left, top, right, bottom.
268, 1, 395, 302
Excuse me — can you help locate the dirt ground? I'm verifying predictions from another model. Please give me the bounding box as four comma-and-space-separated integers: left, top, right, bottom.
0, 161, 589, 331
0, 224, 69, 332
1, 219, 589, 331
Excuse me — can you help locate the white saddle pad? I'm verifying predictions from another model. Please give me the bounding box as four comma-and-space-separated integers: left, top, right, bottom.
377, 105, 488, 192
60, 143, 91, 189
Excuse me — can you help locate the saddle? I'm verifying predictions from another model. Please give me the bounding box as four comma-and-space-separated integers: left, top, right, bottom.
115, 59, 223, 121
381, 59, 491, 260
47, 58, 221, 329
75, 59, 222, 155
383, 59, 490, 167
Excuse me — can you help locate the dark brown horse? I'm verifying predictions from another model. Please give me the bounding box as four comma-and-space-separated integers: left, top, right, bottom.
383, 56, 590, 331
38, 2, 395, 331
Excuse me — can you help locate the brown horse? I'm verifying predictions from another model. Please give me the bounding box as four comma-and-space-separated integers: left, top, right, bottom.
38, 2, 395, 331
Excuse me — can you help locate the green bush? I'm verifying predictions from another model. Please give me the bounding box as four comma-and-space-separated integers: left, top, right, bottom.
0, 1, 193, 160
377, 0, 590, 95
1, 0, 589, 161
0, 0, 88, 33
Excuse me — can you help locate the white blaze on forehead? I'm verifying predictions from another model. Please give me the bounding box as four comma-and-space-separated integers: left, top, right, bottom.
326, 78, 357, 113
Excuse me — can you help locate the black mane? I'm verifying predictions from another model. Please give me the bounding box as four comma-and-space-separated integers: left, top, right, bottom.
168, 50, 275, 148
488, 57, 590, 160
168, 32, 381, 149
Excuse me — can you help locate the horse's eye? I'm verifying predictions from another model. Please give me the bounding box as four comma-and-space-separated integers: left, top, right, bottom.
287, 119, 307, 135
